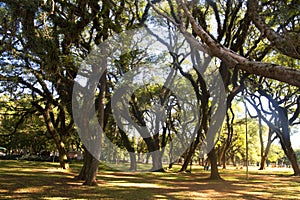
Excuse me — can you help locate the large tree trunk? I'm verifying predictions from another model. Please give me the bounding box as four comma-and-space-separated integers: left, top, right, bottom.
76, 67, 106, 185
279, 135, 300, 176
259, 155, 267, 170
286, 146, 300, 176
143, 136, 164, 172
208, 148, 222, 180
77, 150, 99, 185
83, 158, 99, 186
278, 107, 300, 176
279, 137, 300, 176
151, 151, 164, 172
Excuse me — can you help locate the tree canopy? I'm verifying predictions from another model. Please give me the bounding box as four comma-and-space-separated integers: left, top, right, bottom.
0, 0, 299, 185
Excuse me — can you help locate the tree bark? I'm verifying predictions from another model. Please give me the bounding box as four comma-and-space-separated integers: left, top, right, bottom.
180, 139, 200, 172
57, 143, 68, 169
208, 148, 222, 180
259, 128, 273, 170
247, 0, 300, 60
77, 150, 99, 185
174, 0, 300, 87
222, 150, 226, 169
259, 155, 267, 170
151, 151, 164, 172
42, 106, 68, 169
284, 145, 300, 176
258, 116, 265, 170
119, 128, 137, 171
129, 153, 137, 171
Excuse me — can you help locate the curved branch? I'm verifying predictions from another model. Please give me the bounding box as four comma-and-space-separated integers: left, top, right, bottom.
247, 0, 300, 59
176, 0, 300, 87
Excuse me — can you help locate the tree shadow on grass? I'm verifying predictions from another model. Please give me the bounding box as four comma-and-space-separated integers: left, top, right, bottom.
0, 160, 299, 199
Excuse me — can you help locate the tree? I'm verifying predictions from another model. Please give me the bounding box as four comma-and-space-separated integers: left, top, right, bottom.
0, 95, 52, 155
0, 0, 151, 184
258, 121, 276, 170
1, 0, 299, 184
149, 0, 300, 179
245, 80, 300, 175
0, 0, 90, 169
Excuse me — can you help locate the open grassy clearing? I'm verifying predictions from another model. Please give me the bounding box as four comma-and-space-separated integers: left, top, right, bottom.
0, 160, 299, 199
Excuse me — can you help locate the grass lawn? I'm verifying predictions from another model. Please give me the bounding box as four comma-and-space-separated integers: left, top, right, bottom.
0, 160, 299, 199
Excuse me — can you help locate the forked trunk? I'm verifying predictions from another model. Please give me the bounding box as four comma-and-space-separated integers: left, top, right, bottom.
77, 151, 99, 185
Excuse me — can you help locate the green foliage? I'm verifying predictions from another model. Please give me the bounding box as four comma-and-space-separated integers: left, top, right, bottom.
268, 143, 284, 163
0, 95, 50, 153
0, 0, 299, 178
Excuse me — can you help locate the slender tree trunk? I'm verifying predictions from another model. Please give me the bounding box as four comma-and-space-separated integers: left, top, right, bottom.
42, 107, 68, 169
231, 154, 236, 167
259, 129, 273, 170
221, 111, 234, 169
168, 141, 174, 169
57, 144, 68, 169
146, 153, 150, 164
180, 146, 194, 172
119, 128, 136, 171
129, 153, 137, 171
217, 149, 222, 167
222, 150, 226, 169
258, 116, 265, 170
180, 132, 202, 172
180, 142, 198, 172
